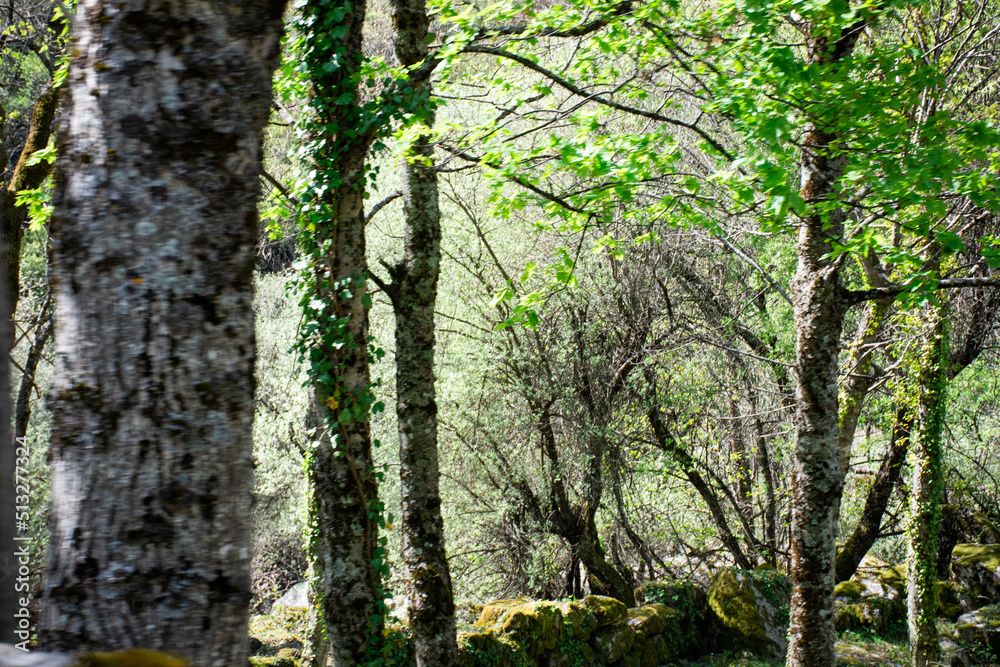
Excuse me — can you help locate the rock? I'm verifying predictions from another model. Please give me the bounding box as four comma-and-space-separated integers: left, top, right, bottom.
76, 650, 189, 667
938, 580, 967, 621
954, 604, 1000, 662
590, 623, 635, 663
939, 506, 1000, 578
455, 602, 483, 625
475, 598, 531, 627
634, 578, 707, 656
581, 595, 627, 627
834, 639, 906, 666
939, 634, 972, 667
951, 543, 1000, 609
708, 567, 790, 660
0, 646, 73, 667
495, 601, 563, 656
272, 581, 309, 610
834, 596, 903, 635
851, 555, 907, 600
625, 604, 670, 642
551, 600, 597, 641
457, 628, 530, 667
248, 637, 264, 656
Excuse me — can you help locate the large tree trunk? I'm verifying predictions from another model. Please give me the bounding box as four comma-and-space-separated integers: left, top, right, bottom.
907, 311, 947, 667
786, 18, 865, 661
39, 3, 286, 665
386, 0, 459, 662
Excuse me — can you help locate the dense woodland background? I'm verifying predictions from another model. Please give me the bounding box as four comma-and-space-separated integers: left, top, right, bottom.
2, 0, 1000, 666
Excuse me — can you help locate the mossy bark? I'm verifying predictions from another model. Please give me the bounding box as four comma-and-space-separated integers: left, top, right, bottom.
1, 84, 59, 337
907, 311, 947, 667
786, 21, 865, 667
298, 0, 386, 662
385, 0, 459, 662
39, 2, 287, 664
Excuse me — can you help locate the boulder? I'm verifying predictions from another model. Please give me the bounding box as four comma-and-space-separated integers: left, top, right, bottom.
850, 555, 907, 600
457, 629, 530, 667
272, 581, 309, 610
551, 600, 598, 641
954, 604, 1000, 662
834, 596, 903, 635
475, 598, 531, 627
708, 567, 790, 660
938, 506, 1000, 578
494, 601, 563, 656
590, 623, 635, 663
625, 604, 670, 642
951, 543, 1000, 610
581, 595, 627, 627
634, 578, 707, 656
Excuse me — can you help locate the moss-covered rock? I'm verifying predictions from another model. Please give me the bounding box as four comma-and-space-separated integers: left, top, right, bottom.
624, 604, 670, 642
248, 608, 309, 658
248, 658, 297, 667
590, 623, 636, 663
495, 601, 564, 656
939, 506, 1000, 577
833, 596, 903, 635
552, 600, 598, 641
582, 595, 628, 627
954, 603, 1000, 661
76, 650, 188, 667
476, 597, 532, 627
834, 579, 865, 601
457, 628, 531, 667
708, 567, 790, 660
951, 543, 1000, 610
633, 578, 707, 657
852, 555, 907, 599
937, 580, 966, 621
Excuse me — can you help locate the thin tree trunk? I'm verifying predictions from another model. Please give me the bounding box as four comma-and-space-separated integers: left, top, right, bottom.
15, 304, 53, 440
0, 167, 15, 641
296, 1, 385, 663
1, 85, 59, 328
40, 2, 286, 664
835, 408, 912, 582
908, 311, 947, 667
385, 0, 459, 661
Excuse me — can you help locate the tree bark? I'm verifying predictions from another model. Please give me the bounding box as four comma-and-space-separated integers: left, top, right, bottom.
39, 2, 286, 665
296, 1, 386, 664
786, 19, 865, 664
907, 311, 947, 667
0, 131, 15, 640
1, 84, 59, 329
385, 0, 460, 662
835, 408, 912, 583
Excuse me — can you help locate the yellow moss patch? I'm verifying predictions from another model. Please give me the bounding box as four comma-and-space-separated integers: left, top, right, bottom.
76, 649, 187, 667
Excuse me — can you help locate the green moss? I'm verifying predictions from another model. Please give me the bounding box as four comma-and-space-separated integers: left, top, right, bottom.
496, 601, 563, 656
834, 580, 864, 600
876, 564, 908, 596
952, 543, 1000, 571
625, 603, 670, 642
457, 628, 531, 667
581, 594, 627, 626
708, 568, 790, 658
834, 597, 904, 636
248, 658, 297, 667
76, 650, 188, 667
475, 598, 531, 628
590, 623, 636, 663
937, 581, 964, 621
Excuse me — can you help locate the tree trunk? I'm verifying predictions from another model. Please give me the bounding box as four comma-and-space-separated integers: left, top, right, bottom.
908, 311, 947, 667
0, 134, 15, 640
1, 84, 59, 329
386, 0, 459, 662
295, 1, 386, 664
785, 17, 868, 665
835, 408, 912, 582
39, 2, 286, 665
